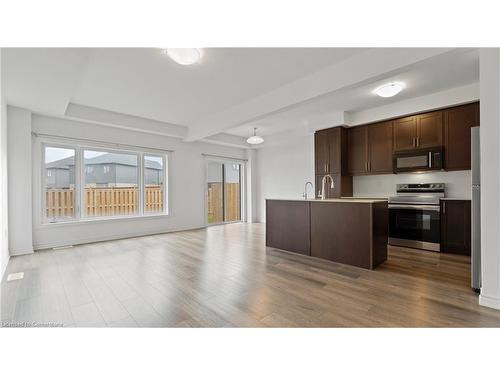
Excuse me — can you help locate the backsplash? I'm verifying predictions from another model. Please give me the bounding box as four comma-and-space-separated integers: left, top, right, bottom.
353, 170, 471, 199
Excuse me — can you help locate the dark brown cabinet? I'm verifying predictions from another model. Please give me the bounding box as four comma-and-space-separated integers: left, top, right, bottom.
393, 115, 417, 151
441, 199, 471, 256
314, 127, 346, 175
393, 111, 443, 151
314, 127, 351, 198
314, 129, 330, 174
368, 121, 394, 174
417, 111, 443, 148
347, 121, 393, 175
266, 200, 310, 256
444, 102, 480, 171
347, 126, 368, 175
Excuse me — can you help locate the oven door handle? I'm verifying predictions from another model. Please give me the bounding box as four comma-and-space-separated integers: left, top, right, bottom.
388, 204, 440, 211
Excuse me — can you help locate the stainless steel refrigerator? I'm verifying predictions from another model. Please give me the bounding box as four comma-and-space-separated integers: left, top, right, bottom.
471, 126, 481, 292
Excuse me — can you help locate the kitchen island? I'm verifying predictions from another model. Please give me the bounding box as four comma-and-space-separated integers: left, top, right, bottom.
266, 199, 388, 269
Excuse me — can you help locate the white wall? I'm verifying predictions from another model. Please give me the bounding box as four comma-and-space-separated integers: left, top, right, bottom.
256, 134, 315, 222
478, 49, 500, 310
7, 109, 246, 251
353, 171, 471, 199
0, 49, 10, 280
7, 106, 33, 255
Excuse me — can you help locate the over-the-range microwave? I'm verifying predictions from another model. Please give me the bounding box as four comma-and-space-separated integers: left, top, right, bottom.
393, 147, 444, 173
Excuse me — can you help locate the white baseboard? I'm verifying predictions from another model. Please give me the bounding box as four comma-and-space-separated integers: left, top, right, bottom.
32, 224, 207, 251
9, 247, 34, 256
1, 255, 9, 281
479, 294, 500, 310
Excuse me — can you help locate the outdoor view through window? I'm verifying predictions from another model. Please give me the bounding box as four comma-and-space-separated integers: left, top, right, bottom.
84, 150, 139, 217
44, 146, 166, 222
44, 146, 76, 221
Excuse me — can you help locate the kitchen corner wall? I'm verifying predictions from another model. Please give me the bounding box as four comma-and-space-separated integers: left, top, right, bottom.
255, 83, 479, 223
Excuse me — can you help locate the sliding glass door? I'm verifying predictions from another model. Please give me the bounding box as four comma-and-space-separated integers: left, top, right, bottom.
207, 161, 242, 224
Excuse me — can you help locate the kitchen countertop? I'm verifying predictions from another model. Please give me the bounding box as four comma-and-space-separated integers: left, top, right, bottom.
440, 198, 471, 201
265, 198, 387, 204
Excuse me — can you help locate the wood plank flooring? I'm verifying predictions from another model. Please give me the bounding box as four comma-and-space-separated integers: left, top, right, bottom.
2, 223, 500, 327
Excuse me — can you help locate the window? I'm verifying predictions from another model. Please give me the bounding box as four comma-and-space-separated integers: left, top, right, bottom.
144, 155, 165, 214
44, 146, 76, 222
84, 150, 138, 217
41, 142, 168, 223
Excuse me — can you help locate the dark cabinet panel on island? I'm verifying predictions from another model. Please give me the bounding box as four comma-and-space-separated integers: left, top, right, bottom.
265, 200, 310, 256
310, 201, 388, 269
266, 199, 388, 270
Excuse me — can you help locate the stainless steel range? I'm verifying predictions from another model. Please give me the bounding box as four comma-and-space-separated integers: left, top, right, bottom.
388, 183, 445, 252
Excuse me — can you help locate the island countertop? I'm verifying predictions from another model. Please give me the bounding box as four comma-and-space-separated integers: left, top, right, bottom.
266, 199, 388, 269
265, 198, 387, 204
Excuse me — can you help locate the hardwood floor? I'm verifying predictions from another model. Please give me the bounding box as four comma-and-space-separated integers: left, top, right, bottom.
2, 223, 500, 327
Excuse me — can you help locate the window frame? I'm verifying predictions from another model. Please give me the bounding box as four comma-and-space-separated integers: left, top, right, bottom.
39, 139, 169, 225
41, 143, 79, 224
143, 153, 168, 216
204, 157, 246, 226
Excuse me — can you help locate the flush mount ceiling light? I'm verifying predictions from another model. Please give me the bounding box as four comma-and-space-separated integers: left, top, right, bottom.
246, 128, 264, 145
373, 82, 406, 98
163, 48, 201, 65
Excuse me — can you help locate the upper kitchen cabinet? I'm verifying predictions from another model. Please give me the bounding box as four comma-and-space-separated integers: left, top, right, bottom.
417, 111, 443, 148
444, 102, 480, 171
347, 121, 393, 175
314, 127, 347, 175
347, 126, 368, 175
314, 129, 330, 174
393, 116, 417, 151
367, 121, 393, 174
393, 111, 443, 151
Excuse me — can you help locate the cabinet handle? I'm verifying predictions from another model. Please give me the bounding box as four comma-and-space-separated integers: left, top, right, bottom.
368, 161, 371, 171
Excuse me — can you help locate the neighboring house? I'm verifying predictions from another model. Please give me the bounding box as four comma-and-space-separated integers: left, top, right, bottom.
45, 154, 163, 188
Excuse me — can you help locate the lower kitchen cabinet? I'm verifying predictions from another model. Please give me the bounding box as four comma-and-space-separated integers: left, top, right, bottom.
440, 199, 471, 256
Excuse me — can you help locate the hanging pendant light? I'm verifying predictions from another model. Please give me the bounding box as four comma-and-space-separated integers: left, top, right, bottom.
246, 128, 264, 145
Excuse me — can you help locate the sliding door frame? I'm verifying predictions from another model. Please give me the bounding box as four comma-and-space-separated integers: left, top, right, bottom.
204, 157, 246, 226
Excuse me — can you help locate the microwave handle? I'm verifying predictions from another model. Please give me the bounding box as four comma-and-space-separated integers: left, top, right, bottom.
429, 151, 432, 168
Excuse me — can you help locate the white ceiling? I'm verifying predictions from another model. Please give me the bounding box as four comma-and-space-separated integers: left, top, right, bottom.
226, 49, 479, 137
2, 47, 479, 147
71, 48, 364, 125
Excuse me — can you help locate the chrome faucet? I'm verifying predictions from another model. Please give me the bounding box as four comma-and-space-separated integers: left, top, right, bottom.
303, 181, 313, 200
319, 174, 334, 200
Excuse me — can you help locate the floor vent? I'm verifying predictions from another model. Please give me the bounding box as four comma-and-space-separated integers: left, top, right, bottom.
7, 272, 24, 281
52, 245, 73, 250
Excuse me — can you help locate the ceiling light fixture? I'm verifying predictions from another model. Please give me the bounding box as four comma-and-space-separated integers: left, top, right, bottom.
373, 82, 406, 98
163, 48, 201, 65
246, 128, 264, 145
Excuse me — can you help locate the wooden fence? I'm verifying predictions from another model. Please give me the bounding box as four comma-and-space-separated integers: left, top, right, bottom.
207, 183, 241, 223
45, 186, 163, 218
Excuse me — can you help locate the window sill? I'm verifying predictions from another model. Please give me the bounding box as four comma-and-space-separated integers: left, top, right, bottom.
38, 213, 172, 227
